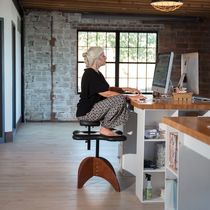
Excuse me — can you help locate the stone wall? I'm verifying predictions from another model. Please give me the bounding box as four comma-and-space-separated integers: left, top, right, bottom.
24, 11, 210, 121
24, 12, 79, 121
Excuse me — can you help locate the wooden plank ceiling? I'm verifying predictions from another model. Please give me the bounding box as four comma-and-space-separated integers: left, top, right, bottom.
20, 0, 210, 18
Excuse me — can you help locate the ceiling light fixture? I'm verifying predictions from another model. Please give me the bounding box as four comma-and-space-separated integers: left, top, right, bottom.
151, 0, 183, 12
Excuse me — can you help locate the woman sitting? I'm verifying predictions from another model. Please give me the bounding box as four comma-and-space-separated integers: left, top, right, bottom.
76, 46, 145, 136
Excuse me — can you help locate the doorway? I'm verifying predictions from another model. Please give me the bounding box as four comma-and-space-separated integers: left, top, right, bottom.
0, 19, 4, 143
12, 22, 16, 131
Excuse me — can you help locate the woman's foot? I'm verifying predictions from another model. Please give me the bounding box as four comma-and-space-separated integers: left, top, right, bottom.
100, 127, 120, 136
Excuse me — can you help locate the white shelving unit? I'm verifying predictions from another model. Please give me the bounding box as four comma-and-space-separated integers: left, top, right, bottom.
135, 108, 177, 203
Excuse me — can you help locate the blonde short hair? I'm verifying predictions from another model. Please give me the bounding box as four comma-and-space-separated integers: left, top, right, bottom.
82, 46, 104, 67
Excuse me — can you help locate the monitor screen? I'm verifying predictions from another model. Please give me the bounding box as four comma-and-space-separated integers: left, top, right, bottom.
181, 52, 199, 95
152, 52, 174, 95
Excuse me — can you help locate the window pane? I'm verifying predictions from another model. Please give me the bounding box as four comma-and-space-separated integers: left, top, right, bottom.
138, 33, 147, 47
78, 32, 87, 47
138, 64, 146, 78
88, 32, 97, 46
78, 63, 86, 78
100, 63, 115, 79
147, 48, 156, 62
129, 48, 138, 62
97, 32, 106, 46
120, 33, 128, 47
78, 78, 82, 92
138, 79, 146, 92
100, 66, 106, 77
78, 46, 87, 61
119, 78, 128, 87
147, 64, 155, 78
106, 47, 115, 62
129, 33, 138, 47
138, 48, 146, 62
120, 48, 128, 62
107, 78, 115, 87
105, 63, 115, 78
148, 33, 157, 48
129, 64, 137, 78
128, 78, 137, 88
107, 33, 116, 47
147, 79, 153, 92
119, 64, 128, 78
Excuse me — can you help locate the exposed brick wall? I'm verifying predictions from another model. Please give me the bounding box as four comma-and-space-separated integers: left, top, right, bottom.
24, 12, 52, 120
159, 20, 210, 97
24, 11, 210, 121
24, 11, 79, 121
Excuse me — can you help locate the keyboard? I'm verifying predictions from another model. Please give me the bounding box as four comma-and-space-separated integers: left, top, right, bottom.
193, 96, 210, 102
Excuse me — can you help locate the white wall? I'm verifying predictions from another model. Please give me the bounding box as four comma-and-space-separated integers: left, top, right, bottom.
0, 0, 21, 132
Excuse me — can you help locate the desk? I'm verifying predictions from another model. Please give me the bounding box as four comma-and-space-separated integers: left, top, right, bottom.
131, 96, 210, 110
162, 117, 210, 210
121, 96, 210, 203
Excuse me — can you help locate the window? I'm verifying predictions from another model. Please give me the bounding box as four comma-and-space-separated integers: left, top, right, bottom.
77, 31, 157, 93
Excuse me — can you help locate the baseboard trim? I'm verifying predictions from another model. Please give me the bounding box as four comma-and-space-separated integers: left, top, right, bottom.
4, 131, 13, 143
4, 116, 22, 143
16, 116, 22, 130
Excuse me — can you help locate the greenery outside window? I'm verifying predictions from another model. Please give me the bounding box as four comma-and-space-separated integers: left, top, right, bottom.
77, 31, 157, 93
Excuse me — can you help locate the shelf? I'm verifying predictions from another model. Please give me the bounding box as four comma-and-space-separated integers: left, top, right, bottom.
144, 138, 165, 142
144, 168, 165, 173
143, 196, 164, 203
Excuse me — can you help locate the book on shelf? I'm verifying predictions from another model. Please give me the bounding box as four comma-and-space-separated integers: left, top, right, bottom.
168, 132, 178, 171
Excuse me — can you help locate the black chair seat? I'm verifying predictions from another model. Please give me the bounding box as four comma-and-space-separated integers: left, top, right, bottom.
73, 130, 126, 142
79, 120, 100, 127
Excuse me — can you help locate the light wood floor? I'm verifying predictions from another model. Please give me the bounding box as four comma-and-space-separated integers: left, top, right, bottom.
0, 122, 163, 210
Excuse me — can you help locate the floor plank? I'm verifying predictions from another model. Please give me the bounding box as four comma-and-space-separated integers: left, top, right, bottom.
0, 122, 163, 210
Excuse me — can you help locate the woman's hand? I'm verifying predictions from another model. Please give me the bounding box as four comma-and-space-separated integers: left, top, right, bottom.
127, 94, 147, 101
122, 87, 141, 94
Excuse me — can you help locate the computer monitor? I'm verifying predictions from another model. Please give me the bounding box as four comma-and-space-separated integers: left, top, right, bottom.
152, 52, 174, 95
179, 52, 199, 95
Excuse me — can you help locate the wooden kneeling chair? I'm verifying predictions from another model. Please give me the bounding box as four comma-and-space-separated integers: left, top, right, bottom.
72, 120, 126, 192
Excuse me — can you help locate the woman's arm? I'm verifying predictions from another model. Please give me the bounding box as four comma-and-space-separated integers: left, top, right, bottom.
99, 90, 146, 101
99, 90, 120, 98
108, 87, 124, 93
99, 86, 142, 98
109, 86, 141, 94
121, 87, 141, 94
